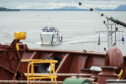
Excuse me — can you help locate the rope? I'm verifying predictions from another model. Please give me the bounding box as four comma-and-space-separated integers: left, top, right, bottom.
118, 69, 123, 79
73, 0, 126, 27
73, 0, 108, 19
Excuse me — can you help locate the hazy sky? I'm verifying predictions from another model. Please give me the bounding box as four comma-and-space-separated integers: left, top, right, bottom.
0, 0, 126, 9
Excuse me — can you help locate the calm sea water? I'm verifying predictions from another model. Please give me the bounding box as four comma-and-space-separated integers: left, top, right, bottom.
0, 11, 126, 54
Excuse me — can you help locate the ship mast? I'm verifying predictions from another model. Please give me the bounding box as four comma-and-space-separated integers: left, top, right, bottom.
74, 0, 126, 49
48, 17, 51, 28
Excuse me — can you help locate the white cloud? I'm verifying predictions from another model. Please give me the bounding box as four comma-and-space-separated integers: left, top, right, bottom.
16, 2, 71, 9
0, 0, 126, 9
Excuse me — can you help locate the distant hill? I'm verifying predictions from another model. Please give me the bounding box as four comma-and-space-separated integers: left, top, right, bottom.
57, 5, 126, 11
114, 5, 126, 11
20, 5, 126, 11
0, 7, 20, 11
60, 6, 78, 9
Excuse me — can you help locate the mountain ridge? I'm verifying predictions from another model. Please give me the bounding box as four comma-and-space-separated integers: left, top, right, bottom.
114, 5, 126, 11
56, 5, 126, 11
0, 7, 20, 11
1, 5, 125, 11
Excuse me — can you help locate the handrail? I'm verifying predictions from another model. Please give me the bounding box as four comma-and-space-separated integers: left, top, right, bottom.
23, 59, 58, 82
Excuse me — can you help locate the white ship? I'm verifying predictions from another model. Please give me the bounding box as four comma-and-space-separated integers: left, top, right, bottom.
40, 26, 63, 45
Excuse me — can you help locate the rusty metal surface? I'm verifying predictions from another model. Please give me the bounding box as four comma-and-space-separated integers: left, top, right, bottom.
98, 66, 118, 84
1, 39, 126, 84
98, 46, 124, 84
0, 40, 26, 80
18, 46, 126, 82
105, 46, 124, 68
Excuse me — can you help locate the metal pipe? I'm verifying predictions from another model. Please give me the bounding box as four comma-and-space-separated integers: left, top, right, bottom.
107, 19, 110, 49
0, 80, 63, 83
24, 73, 92, 76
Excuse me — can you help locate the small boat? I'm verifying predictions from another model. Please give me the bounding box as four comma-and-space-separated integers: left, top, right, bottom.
40, 26, 63, 45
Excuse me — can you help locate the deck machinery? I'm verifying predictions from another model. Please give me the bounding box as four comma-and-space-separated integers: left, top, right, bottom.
0, 32, 126, 84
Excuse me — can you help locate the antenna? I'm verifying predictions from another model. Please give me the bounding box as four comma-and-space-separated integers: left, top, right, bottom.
48, 17, 51, 28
